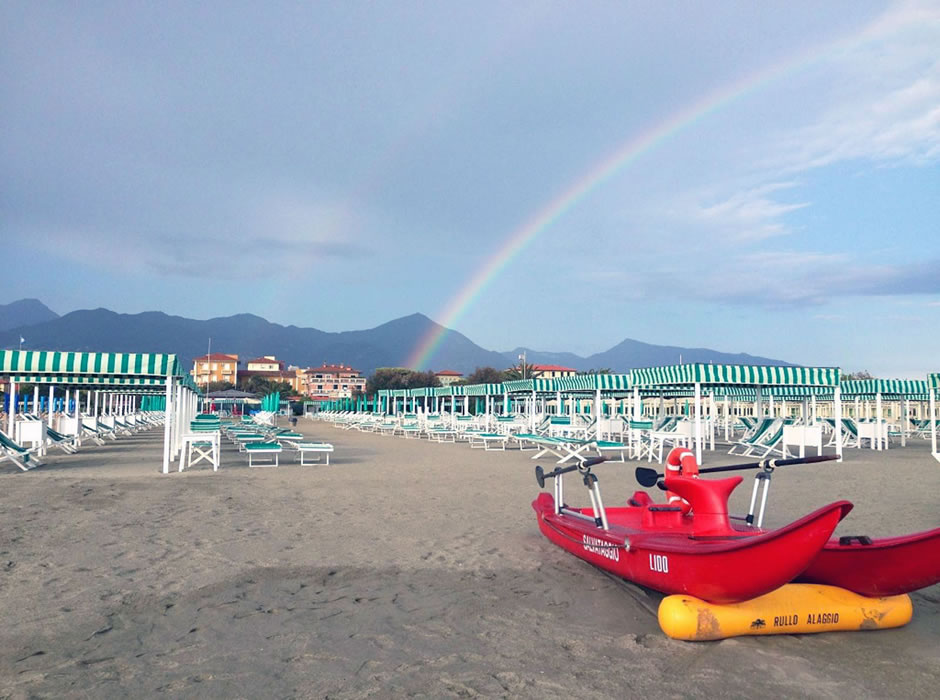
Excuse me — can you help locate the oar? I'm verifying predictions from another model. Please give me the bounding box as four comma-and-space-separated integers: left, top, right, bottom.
634, 454, 839, 488
535, 456, 607, 488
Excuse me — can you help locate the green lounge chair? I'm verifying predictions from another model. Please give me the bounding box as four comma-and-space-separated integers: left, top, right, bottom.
0, 430, 45, 471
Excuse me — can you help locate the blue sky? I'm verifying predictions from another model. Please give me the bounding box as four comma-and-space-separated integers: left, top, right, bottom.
1, 1, 937, 377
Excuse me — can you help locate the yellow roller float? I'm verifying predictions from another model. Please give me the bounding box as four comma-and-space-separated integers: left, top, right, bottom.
658, 583, 912, 641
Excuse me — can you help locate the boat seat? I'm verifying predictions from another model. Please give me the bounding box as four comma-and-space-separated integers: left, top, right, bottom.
641, 505, 686, 529
663, 475, 743, 536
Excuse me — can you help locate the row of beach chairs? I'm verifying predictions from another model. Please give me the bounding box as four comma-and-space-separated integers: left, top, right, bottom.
0, 411, 164, 471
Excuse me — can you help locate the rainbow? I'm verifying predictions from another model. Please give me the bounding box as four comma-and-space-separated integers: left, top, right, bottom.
404, 77, 790, 368
406, 14, 888, 370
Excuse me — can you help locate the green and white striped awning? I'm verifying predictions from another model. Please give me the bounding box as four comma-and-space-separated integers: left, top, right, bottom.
711, 385, 836, 399
841, 379, 929, 398
0, 350, 198, 392
555, 374, 632, 392
4, 375, 168, 386
0, 350, 183, 376
630, 363, 840, 388
930, 373, 939, 390
502, 378, 557, 393
463, 383, 504, 396
436, 385, 466, 396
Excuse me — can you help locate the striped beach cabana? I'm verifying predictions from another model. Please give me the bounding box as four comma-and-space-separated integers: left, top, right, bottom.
554, 374, 632, 435
429, 384, 467, 415
930, 373, 939, 462
462, 382, 504, 422
840, 379, 929, 448
408, 386, 437, 414
0, 350, 199, 473
630, 363, 842, 464
502, 378, 558, 430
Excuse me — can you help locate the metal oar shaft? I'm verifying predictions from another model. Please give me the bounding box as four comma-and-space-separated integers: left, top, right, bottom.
636, 454, 837, 486
699, 454, 837, 476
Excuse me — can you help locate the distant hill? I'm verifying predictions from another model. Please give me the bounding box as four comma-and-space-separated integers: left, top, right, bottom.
502, 339, 787, 374
0, 301, 790, 375
0, 307, 508, 375
585, 337, 787, 371
0, 298, 59, 332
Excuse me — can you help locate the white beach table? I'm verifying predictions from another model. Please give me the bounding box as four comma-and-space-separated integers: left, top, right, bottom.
178, 431, 221, 471
294, 442, 334, 465
782, 424, 823, 459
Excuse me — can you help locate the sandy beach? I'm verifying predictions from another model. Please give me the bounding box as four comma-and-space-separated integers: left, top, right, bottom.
1, 422, 938, 698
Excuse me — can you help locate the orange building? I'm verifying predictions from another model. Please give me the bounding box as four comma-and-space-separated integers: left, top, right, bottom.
301, 363, 366, 399
435, 370, 464, 386
191, 353, 239, 386
245, 356, 284, 372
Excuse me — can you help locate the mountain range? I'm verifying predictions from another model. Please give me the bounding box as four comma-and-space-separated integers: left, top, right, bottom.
0, 299, 789, 375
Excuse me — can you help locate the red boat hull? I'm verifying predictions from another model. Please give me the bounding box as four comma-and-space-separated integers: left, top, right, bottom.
533, 492, 851, 604
796, 527, 940, 596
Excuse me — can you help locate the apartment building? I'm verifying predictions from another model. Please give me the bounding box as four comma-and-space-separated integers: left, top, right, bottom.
529, 364, 577, 379
435, 370, 464, 386
301, 363, 366, 399
191, 353, 239, 386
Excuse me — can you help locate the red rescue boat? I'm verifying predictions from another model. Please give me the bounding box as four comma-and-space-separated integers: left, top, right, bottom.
629, 448, 940, 597
532, 458, 851, 604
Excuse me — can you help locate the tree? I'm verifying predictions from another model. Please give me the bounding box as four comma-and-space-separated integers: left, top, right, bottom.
238, 375, 293, 396
366, 368, 441, 394
579, 368, 611, 375
206, 381, 234, 393
502, 366, 524, 381
843, 370, 875, 380
463, 367, 506, 385
406, 370, 440, 389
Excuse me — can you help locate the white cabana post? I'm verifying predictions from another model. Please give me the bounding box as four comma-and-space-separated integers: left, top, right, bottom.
930, 373, 938, 463
594, 387, 602, 439
902, 397, 909, 447
724, 395, 730, 441
834, 384, 843, 462
7, 380, 16, 437
875, 391, 884, 451
162, 376, 173, 474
